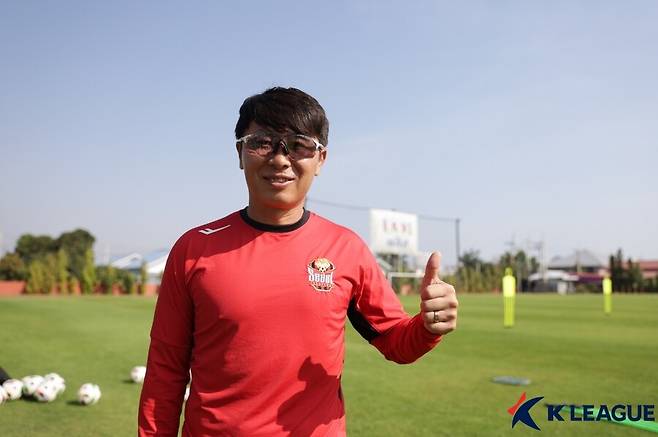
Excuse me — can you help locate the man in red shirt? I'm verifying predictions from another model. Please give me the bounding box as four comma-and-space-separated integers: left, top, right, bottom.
138, 87, 458, 436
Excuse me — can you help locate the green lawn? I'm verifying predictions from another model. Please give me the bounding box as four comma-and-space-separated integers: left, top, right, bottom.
0, 294, 656, 436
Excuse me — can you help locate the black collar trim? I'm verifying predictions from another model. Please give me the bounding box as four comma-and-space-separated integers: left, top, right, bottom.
240, 207, 310, 233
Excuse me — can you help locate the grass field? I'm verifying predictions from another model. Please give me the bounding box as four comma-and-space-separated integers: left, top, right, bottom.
0, 293, 656, 436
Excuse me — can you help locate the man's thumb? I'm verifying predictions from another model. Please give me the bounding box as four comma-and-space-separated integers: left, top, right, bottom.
422, 252, 442, 286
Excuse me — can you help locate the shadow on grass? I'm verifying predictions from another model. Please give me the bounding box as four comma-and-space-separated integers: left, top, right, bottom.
15, 396, 76, 406
66, 400, 85, 406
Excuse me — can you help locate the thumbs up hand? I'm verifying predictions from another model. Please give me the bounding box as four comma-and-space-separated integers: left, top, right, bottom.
419, 252, 458, 335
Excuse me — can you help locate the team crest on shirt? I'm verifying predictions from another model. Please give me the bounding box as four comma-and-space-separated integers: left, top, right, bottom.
307, 257, 335, 292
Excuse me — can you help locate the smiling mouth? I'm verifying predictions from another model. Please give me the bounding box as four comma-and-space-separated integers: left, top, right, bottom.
264, 176, 295, 183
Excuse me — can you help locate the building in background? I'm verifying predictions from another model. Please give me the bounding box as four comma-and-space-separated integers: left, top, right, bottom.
529, 250, 608, 293
637, 260, 658, 280
528, 270, 579, 294
109, 249, 169, 284
548, 250, 606, 274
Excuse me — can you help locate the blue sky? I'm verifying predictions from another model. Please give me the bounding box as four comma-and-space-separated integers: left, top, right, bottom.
1, 1, 657, 267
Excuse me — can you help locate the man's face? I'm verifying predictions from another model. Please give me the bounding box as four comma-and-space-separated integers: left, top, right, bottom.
237, 122, 327, 212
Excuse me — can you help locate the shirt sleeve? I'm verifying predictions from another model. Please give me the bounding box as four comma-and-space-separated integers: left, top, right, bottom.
348, 241, 442, 364
138, 236, 194, 436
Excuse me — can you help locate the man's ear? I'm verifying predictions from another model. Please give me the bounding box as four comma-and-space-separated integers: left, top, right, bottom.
314, 148, 327, 176
236, 143, 244, 169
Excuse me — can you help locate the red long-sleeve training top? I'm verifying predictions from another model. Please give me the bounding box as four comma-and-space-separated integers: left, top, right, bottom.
138, 208, 442, 436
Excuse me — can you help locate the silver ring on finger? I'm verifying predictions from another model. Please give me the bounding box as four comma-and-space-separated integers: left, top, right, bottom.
433, 310, 440, 323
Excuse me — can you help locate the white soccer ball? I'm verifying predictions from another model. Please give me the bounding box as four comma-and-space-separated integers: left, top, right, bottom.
44, 373, 66, 395
44, 372, 62, 380
0, 386, 7, 404
77, 383, 101, 405
130, 366, 146, 384
2, 379, 23, 400
34, 381, 59, 403
22, 375, 44, 397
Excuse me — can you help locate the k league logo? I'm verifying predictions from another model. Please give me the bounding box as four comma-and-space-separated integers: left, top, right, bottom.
507, 392, 657, 432
508, 392, 544, 431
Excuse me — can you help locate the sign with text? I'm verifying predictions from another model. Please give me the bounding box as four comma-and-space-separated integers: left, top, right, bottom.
369, 209, 418, 255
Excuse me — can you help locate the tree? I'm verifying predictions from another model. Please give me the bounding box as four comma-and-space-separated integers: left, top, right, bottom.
648, 277, 658, 293
513, 250, 528, 281
460, 250, 483, 270
627, 258, 644, 292
68, 276, 79, 295
138, 262, 148, 295
0, 253, 27, 280
499, 251, 514, 270
56, 229, 95, 280
97, 265, 118, 294
609, 249, 627, 291
118, 270, 136, 294
55, 249, 69, 293
454, 250, 502, 293
608, 249, 647, 292
16, 234, 56, 264
13, 229, 96, 284
26, 260, 46, 294
105, 266, 117, 294
81, 249, 96, 294
529, 257, 540, 275
42, 253, 57, 294
496, 250, 538, 291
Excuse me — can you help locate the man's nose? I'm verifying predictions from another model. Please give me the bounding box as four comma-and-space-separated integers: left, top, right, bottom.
269, 142, 291, 167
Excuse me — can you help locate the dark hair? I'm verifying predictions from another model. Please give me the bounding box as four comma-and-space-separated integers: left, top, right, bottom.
235, 87, 329, 146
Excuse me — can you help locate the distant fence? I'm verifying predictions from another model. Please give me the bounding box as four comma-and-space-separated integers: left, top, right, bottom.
0, 281, 25, 296
0, 281, 159, 297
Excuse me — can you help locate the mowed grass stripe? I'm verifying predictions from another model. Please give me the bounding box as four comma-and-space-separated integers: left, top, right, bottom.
1, 294, 656, 436
0, 297, 154, 437
344, 294, 658, 436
